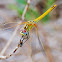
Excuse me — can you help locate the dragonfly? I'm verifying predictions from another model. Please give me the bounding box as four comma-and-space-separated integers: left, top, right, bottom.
0, 4, 56, 59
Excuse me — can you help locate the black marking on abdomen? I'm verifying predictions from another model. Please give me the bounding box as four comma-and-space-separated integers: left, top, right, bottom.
13, 49, 17, 53
51, 6, 55, 9
10, 54, 12, 56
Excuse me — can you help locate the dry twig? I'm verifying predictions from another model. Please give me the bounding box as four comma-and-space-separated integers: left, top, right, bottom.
22, 0, 31, 20
0, 0, 31, 59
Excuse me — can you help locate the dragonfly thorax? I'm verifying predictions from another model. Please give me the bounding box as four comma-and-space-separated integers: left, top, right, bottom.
24, 21, 35, 31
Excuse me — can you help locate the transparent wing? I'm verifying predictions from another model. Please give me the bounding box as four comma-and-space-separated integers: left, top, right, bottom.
33, 24, 46, 55
0, 22, 27, 30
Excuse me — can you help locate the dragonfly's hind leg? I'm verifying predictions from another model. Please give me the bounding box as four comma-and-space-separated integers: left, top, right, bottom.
33, 23, 46, 55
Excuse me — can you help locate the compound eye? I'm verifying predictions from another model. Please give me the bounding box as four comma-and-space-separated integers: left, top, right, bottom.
24, 29, 26, 33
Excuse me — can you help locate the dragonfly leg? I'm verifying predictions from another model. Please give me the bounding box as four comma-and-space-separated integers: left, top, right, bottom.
33, 24, 46, 55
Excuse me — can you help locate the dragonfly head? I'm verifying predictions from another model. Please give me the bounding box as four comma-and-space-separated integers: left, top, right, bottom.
20, 29, 27, 36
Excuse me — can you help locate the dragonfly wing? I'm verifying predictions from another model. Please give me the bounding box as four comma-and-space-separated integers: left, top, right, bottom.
33, 24, 46, 55
0, 22, 27, 30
